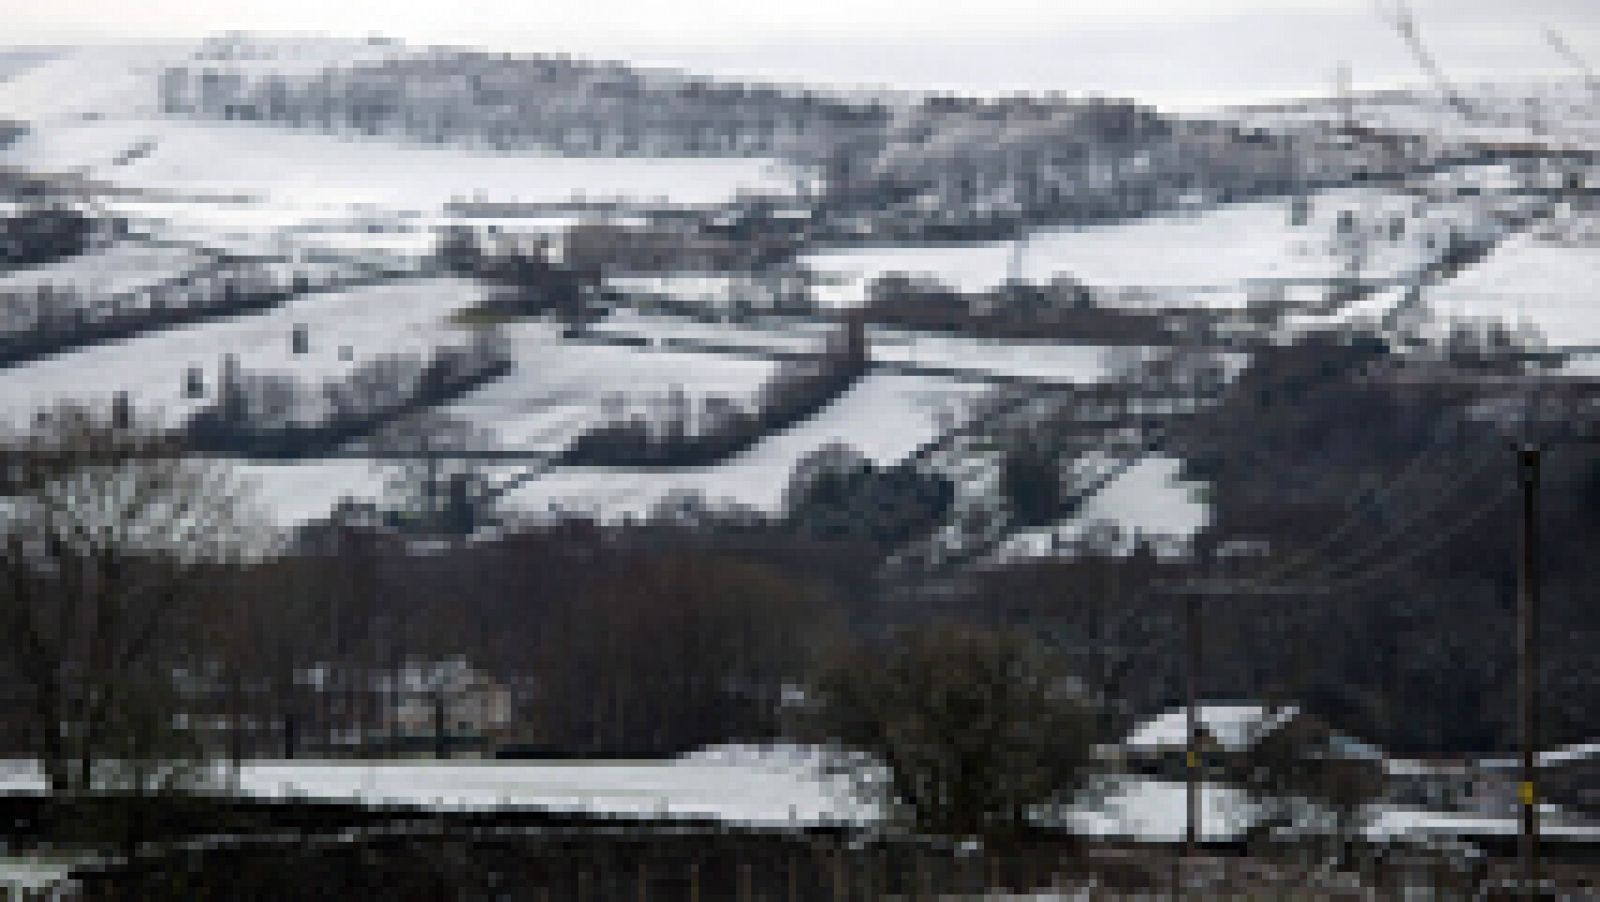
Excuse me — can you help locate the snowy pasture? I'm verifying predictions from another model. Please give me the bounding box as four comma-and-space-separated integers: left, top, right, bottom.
587, 313, 1127, 385
19, 120, 800, 210
0, 754, 1385, 844
0, 755, 1261, 840
2, 116, 798, 261
0, 239, 208, 304
801, 174, 1528, 309
230, 462, 401, 530
0, 755, 1591, 851
998, 455, 1210, 559
440, 322, 782, 453
1424, 233, 1600, 348
0, 44, 801, 264
500, 372, 985, 518
0, 276, 487, 429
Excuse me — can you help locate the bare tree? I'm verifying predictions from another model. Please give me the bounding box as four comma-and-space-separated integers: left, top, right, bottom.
0, 404, 259, 796
367, 412, 499, 536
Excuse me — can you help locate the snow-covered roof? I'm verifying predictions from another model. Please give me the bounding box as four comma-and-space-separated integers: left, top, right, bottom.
1479, 740, 1600, 772
1123, 703, 1300, 753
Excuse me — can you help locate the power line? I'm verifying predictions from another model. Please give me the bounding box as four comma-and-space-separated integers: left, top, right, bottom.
1236, 419, 1488, 589
1276, 479, 1514, 595
1247, 439, 1503, 590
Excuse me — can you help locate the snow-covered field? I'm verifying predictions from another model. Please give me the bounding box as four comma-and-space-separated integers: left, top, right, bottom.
1, 117, 796, 262
11, 754, 1565, 845
0, 757, 1270, 840
999, 455, 1210, 559
232, 462, 400, 530
801, 181, 1498, 308
869, 331, 1123, 384
0, 44, 800, 264
1235, 81, 1600, 156
440, 321, 781, 453
802, 202, 1325, 304
2, 118, 798, 211
500, 372, 984, 518
0, 276, 486, 429
0, 239, 208, 304
1425, 233, 1600, 348
588, 313, 1128, 385
0, 43, 1580, 539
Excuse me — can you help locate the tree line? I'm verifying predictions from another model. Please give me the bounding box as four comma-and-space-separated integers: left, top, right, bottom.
0, 204, 93, 273
862, 272, 1180, 344
562, 317, 868, 467
184, 328, 512, 459
157, 42, 887, 159
0, 258, 323, 369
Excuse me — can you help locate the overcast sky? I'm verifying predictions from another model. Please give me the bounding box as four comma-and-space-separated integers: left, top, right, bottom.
6, 0, 1599, 108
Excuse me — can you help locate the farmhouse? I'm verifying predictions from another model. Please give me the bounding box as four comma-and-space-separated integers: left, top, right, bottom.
1120, 702, 1385, 783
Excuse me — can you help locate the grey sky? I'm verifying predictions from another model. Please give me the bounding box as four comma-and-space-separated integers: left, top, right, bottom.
5, 0, 1598, 108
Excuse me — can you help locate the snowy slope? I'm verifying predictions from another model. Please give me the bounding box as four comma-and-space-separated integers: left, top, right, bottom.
0, 42, 797, 264
499, 372, 983, 518
0, 276, 487, 429
998, 455, 1209, 559
0, 240, 208, 305
440, 321, 781, 453
801, 180, 1498, 307
1426, 232, 1600, 348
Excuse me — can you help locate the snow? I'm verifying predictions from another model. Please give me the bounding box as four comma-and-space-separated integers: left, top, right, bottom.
588, 313, 1129, 385
6, 119, 795, 210
0, 758, 1258, 840
801, 186, 1470, 308
1478, 740, 1600, 772
1426, 234, 1600, 349
0, 240, 208, 309
1366, 807, 1600, 843
0, 757, 872, 828
0, 276, 487, 429
1056, 776, 1260, 842
588, 311, 833, 356
232, 462, 397, 529
1538, 741, 1600, 768
0, 45, 180, 123
236, 760, 874, 826
610, 273, 762, 307
999, 454, 1210, 559
1240, 81, 1600, 156
500, 372, 982, 518
0, 114, 795, 261
1, 754, 1589, 845
0, 856, 82, 896
869, 331, 1122, 384
441, 321, 780, 453
0, 44, 799, 262
1123, 704, 1301, 754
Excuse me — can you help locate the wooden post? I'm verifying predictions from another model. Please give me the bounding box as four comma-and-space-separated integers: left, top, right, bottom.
1186, 589, 1202, 856
1517, 443, 1541, 896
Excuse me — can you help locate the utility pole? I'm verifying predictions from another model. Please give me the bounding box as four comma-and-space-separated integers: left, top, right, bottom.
1507, 428, 1600, 895
1154, 549, 1308, 858
1516, 442, 1541, 896
1151, 581, 1205, 856
1185, 587, 1202, 856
